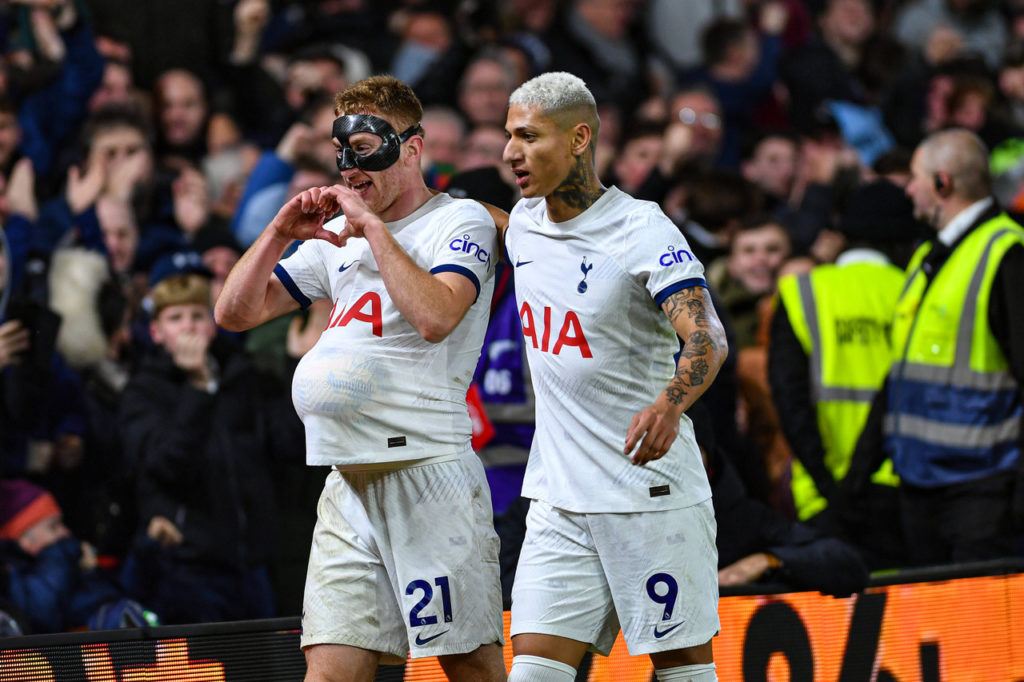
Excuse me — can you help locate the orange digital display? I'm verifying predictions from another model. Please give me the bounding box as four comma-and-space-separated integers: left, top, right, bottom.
2, 573, 1022, 681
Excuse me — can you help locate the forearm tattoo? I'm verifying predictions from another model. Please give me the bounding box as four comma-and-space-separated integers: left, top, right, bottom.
662, 287, 727, 406
553, 155, 604, 212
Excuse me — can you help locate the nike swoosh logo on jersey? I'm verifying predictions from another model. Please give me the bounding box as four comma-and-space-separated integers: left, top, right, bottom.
653, 622, 683, 638
414, 630, 450, 646
515, 258, 533, 267
338, 261, 356, 272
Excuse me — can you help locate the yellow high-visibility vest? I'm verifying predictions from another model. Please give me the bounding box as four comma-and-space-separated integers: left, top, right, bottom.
886, 214, 1024, 487
779, 259, 903, 520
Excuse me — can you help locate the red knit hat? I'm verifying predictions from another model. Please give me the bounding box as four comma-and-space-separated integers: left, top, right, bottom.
0, 480, 62, 540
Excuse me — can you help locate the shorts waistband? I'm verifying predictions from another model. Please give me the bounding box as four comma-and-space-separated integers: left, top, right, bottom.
334, 452, 461, 473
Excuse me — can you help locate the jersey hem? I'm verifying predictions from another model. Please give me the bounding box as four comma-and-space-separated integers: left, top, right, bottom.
521, 493, 713, 515
328, 452, 462, 472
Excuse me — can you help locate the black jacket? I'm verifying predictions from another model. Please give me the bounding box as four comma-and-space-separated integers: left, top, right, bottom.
710, 446, 869, 597
119, 341, 301, 572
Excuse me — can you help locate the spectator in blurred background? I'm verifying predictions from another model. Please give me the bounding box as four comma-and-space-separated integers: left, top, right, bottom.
771, 179, 926, 569
688, 401, 869, 597
0, 479, 155, 633
119, 256, 299, 623
708, 214, 791, 349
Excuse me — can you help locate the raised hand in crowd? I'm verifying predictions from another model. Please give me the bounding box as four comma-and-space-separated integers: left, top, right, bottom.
172, 166, 212, 236
104, 144, 152, 204
286, 299, 331, 358
169, 328, 213, 390
275, 121, 317, 165
230, 0, 271, 65
6, 158, 37, 221
657, 120, 695, 178
146, 516, 184, 549
0, 320, 30, 370
66, 162, 105, 215
759, 1, 789, 36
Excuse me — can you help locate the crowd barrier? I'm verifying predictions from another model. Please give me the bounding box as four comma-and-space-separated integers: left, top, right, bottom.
3, 559, 1023, 681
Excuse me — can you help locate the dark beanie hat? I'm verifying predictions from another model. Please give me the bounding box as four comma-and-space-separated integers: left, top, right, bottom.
840, 180, 926, 245
0, 480, 61, 540
192, 224, 242, 256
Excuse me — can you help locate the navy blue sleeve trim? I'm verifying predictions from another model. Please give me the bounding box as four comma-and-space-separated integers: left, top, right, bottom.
274, 263, 312, 309
431, 264, 482, 302
654, 277, 707, 306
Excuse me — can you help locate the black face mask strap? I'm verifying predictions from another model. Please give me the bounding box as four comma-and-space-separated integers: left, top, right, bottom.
398, 123, 423, 142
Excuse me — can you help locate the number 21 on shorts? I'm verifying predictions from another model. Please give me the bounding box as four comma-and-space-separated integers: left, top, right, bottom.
406, 576, 453, 626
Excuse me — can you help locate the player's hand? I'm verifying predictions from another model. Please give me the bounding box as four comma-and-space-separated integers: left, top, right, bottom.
326, 185, 384, 243
271, 186, 343, 246
718, 553, 775, 586
624, 400, 681, 465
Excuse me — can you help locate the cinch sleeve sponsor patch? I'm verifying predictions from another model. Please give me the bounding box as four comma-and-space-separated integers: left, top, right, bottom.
626, 213, 706, 302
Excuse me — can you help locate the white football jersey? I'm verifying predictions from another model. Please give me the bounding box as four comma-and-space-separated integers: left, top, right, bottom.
278, 193, 496, 466
505, 187, 712, 513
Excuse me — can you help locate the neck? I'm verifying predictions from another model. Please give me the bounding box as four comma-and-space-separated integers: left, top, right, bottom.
545, 155, 605, 223
380, 181, 434, 223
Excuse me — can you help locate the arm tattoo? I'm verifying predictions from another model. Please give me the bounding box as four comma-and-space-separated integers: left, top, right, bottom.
662, 288, 727, 406
552, 155, 604, 212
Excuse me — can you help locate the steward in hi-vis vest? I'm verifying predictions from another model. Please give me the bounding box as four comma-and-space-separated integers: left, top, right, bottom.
844, 130, 1024, 567
771, 180, 923, 569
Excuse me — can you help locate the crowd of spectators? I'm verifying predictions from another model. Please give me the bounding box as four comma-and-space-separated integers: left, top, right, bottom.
2, 0, 1024, 635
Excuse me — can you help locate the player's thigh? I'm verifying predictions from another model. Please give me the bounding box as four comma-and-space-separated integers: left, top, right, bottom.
304, 643, 379, 682
383, 454, 504, 657
592, 499, 720, 656
301, 472, 407, 657
510, 500, 619, 657
648, 639, 715, 668
437, 642, 508, 682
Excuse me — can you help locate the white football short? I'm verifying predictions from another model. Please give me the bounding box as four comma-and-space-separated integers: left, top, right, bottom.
510, 498, 719, 656
300, 450, 504, 660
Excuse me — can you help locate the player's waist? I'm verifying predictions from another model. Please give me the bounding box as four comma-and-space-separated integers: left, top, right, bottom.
333, 451, 462, 473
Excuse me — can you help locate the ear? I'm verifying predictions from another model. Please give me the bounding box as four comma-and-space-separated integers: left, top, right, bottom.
570, 122, 592, 157
149, 318, 164, 346
403, 134, 424, 164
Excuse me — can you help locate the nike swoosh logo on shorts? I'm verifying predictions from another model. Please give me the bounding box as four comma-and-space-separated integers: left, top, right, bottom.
415, 630, 450, 645
653, 622, 683, 638
515, 258, 533, 267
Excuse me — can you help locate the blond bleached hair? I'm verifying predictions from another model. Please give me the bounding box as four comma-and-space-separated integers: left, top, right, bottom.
508, 71, 600, 136
151, 273, 211, 317
333, 75, 423, 132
